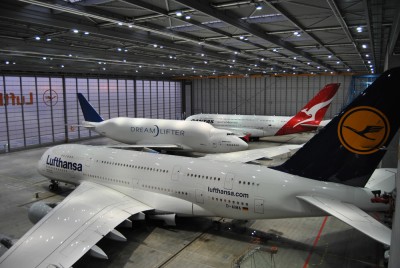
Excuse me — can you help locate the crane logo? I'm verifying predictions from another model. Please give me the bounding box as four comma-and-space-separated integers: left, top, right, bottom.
338, 106, 389, 154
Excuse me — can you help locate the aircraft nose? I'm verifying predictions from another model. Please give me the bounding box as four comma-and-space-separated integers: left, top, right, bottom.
237, 138, 249, 151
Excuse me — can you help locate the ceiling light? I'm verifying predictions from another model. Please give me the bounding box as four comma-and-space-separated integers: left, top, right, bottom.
139, 65, 142, 68
232, 59, 236, 62
135, 70, 138, 72
84, 32, 89, 35
72, 29, 79, 33
153, 44, 158, 48
294, 31, 299, 36
366, 54, 370, 57
347, 69, 350, 71
234, 51, 238, 54
328, 55, 332, 58
204, 61, 208, 64
293, 57, 297, 60
201, 53, 204, 56
123, 59, 126, 62
255, 4, 262, 10
307, 62, 310, 65
128, 25, 133, 28
317, 66, 320, 69
46, 38, 51, 42
185, 15, 191, 20
261, 58, 264, 61
35, 36, 41, 40
368, 61, 371, 64
176, 11, 183, 17
118, 22, 123, 26
357, 26, 362, 32
273, 48, 277, 52
61, 65, 64, 68
124, 49, 128, 52
68, 54, 72, 57
43, 57, 47, 60
362, 44, 367, 49
5, 61, 9, 65
336, 61, 340, 64
239, 36, 244, 40
162, 72, 164, 74
169, 55, 173, 59
117, 48, 122, 51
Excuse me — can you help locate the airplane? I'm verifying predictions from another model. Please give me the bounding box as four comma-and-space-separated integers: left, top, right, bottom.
1, 68, 399, 267
186, 83, 340, 140
76, 93, 248, 154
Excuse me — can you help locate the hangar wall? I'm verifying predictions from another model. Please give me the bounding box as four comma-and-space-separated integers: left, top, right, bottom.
0, 75, 182, 153
189, 75, 353, 117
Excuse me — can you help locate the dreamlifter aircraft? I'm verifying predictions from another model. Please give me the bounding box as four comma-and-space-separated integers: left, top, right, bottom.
186, 83, 340, 140
77, 93, 248, 153
1, 68, 399, 267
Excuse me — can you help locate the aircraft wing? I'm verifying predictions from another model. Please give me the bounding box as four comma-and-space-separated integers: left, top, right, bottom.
0, 181, 152, 268
297, 195, 391, 246
202, 144, 302, 163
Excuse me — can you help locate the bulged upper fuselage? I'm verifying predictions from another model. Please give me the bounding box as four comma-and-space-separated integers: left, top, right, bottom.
85, 117, 248, 153
38, 144, 387, 220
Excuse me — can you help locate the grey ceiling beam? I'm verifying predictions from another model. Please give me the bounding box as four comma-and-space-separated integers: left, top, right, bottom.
174, 0, 334, 71
262, 0, 345, 71
121, 0, 290, 71
326, 0, 367, 71
12, 0, 278, 71
362, 0, 377, 72
386, 1, 400, 57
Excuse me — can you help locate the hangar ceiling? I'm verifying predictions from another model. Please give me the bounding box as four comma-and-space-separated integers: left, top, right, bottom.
0, 0, 399, 78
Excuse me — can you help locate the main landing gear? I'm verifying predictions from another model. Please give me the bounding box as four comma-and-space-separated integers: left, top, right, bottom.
48, 180, 59, 191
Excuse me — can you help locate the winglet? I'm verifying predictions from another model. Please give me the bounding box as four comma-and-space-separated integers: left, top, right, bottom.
77, 93, 104, 122
272, 67, 400, 187
275, 83, 340, 135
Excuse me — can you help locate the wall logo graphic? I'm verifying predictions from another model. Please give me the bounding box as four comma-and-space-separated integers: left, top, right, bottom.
0, 92, 33, 106
338, 106, 389, 154
43, 89, 58, 106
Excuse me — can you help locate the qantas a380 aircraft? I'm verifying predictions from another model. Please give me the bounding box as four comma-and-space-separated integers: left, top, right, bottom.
77, 93, 248, 153
1, 69, 399, 267
186, 83, 340, 140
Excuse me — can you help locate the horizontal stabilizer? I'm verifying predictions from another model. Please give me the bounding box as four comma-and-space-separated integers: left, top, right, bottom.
297, 195, 391, 245
203, 144, 302, 163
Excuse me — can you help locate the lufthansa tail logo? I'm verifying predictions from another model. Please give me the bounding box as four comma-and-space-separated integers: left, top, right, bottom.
338, 106, 390, 154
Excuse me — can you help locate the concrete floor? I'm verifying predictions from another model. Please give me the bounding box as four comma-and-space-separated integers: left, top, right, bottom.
0, 134, 387, 268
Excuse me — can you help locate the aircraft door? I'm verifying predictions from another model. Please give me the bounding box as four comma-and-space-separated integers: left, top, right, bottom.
254, 198, 264, 214
195, 189, 204, 204
224, 173, 234, 190
171, 165, 181, 181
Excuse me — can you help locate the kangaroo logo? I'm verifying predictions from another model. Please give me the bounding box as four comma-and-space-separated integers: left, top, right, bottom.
338, 106, 389, 154
293, 98, 334, 128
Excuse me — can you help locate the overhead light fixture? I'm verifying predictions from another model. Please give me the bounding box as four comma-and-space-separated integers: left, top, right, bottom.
261, 58, 264, 61
185, 15, 191, 20
72, 29, 79, 33
84, 31, 89, 35
35, 36, 41, 40
328, 55, 332, 58
293, 57, 297, 60
201, 53, 204, 57
5, 61, 9, 65
117, 48, 122, 51
362, 44, 367, 49
368, 61, 371, 64
118, 22, 123, 26
357, 26, 362, 32
239, 36, 244, 40
46, 38, 51, 42
307, 62, 310, 65
255, 4, 262, 10
347, 68, 350, 72
366, 54, 370, 57
153, 44, 158, 48
336, 61, 340, 64
128, 24, 133, 28
61, 65, 64, 68
176, 11, 183, 17
42, 57, 47, 60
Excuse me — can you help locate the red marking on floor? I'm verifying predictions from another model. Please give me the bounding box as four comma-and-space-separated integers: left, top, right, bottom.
303, 216, 329, 268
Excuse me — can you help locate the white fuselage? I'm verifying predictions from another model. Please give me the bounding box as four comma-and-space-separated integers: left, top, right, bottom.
186, 114, 294, 137
38, 144, 387, 220
85, 117, 248, 153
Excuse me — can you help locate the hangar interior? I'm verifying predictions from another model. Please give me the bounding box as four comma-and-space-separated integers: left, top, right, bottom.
1, 0, 400, 267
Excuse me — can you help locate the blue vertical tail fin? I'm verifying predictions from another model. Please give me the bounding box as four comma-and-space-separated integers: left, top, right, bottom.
77, 93, 104, 123
272, 67, 400, 187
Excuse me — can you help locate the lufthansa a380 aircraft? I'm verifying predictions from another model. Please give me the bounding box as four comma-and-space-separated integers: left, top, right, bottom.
1, 69, 399, 268
77, 93, 248, 153
186, 83, 340, 140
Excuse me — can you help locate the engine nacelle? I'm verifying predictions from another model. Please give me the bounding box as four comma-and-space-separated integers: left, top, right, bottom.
28, 202, 57, 224
148, 213, 176, 226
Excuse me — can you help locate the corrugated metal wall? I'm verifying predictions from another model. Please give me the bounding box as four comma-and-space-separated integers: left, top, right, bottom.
190, 75, 352, 118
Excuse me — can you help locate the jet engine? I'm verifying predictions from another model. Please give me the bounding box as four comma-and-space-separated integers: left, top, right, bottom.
28, 202, 58, 224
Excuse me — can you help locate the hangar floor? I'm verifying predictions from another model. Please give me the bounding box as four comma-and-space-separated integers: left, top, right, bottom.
0, 134, 387, 268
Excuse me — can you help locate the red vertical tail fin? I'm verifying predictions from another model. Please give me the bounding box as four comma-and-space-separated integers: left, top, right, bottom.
275, 83, 340, 136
